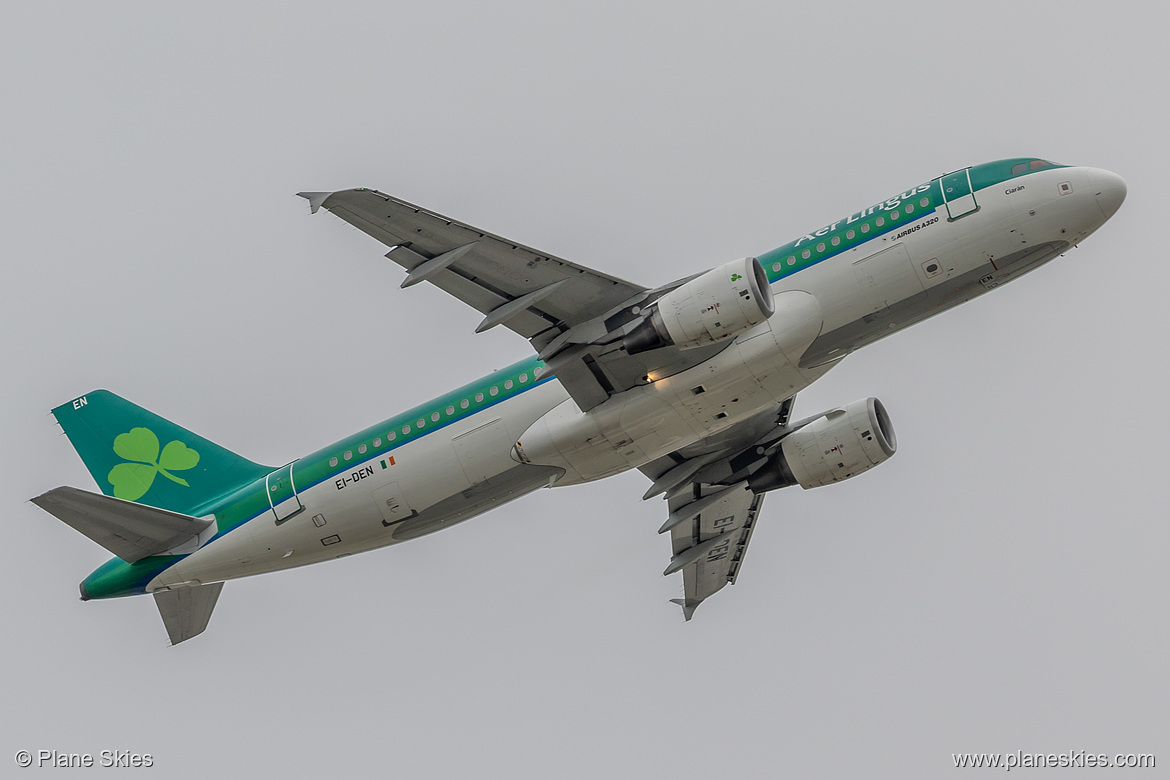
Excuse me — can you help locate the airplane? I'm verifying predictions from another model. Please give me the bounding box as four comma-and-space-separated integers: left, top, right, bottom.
32, 158, 1126, 644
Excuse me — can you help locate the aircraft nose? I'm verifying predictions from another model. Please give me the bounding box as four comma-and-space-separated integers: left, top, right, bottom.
1088, 168, 1126, 220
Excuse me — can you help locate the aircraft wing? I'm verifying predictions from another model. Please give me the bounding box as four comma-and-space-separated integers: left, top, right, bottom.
640, 398, 796, 619
298, 188, 643, 340
664, 484, 766, 619
299, 188, 732, 411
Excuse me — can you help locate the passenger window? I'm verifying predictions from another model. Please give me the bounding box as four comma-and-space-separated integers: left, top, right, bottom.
358, 444, 367, 454
518, 374, 528, 384
831, 236, 840, 246
905, 203, 914, 214
417, 418, 425, 428
402, 425, 411, 434
1012, 162, 1027, 175
344, 451, 352, 460
801, 249, 811, 259
329, 457, 338, 467
431, 412, 440, 422
388, 431, 396, 441
446, 406, 455, 415
816, 242, 825, 252
475, 392, 484, 402
461, 399, 470, 408
490, 386, 499, 396
846, 229, 855, 239
505, 379, 513, 390
875, 217, 885, 227
861, 223, 870, 233
374, 437, 381, 447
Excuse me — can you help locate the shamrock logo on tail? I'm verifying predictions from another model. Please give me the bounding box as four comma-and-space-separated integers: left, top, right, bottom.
107, 428, 200, 501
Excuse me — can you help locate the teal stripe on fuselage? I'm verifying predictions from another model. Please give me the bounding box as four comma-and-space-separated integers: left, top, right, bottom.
759, 159, 1065, 285
761, 201, 940, 284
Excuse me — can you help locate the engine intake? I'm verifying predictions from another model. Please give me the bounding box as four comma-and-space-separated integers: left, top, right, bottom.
624, 257, 774, 355
748, 398, 896, 492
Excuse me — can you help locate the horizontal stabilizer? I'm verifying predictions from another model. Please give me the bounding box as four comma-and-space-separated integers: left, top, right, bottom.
32, 486, 215, 563
154, 583, 223, 645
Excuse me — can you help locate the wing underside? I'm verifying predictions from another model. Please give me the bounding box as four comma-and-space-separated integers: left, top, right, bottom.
666, 484, 765, 619
644, 398, 796, 618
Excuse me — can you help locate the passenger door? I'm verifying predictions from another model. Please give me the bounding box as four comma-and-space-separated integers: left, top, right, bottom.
266, 463, 303, 524
940, 168, 979, 219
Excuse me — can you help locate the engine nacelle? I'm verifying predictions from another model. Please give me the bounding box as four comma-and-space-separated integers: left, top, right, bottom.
624, 257, 775, 354
748, 398, 896, 492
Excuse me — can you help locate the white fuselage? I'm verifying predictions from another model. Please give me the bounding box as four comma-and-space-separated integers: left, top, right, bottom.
148, 165, 1117, 592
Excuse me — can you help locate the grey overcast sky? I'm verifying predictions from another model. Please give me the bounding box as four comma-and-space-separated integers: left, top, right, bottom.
3, 2, 1165, 777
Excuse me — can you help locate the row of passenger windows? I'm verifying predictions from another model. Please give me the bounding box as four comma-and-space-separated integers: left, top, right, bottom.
327, 371, 533, 467
770, 196, 932, 272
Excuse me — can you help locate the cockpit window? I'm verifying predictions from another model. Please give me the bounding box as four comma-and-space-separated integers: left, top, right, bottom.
1011, 162, 1027, 175
1029, 159, 1051, 171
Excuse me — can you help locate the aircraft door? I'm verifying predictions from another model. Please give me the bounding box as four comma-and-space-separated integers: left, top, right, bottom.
940, 168, 979, 220
267, 462, 304, 524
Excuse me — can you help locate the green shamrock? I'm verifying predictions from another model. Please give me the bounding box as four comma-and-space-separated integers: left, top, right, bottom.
731, 273, 742, 282
107, 428, 200, 501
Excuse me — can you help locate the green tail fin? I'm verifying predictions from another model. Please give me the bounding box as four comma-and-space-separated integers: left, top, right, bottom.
52, 390, 271, 515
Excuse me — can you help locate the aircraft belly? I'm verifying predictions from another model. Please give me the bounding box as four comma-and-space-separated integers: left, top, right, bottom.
518, 292, 829, 483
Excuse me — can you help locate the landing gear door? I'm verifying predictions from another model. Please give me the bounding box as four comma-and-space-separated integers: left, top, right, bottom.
940, 168, 978, 220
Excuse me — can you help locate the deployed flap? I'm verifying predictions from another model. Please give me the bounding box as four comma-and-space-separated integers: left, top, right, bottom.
32, 486, 215, 563
154, 583, 224, 645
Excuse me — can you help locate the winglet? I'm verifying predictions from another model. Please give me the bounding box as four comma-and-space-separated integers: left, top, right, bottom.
296, 191, 333, 214
669, 598, 699, 621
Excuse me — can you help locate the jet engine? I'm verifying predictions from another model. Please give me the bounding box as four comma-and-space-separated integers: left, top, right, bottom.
624, 257, 775, 355
748, 397, 896, 492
